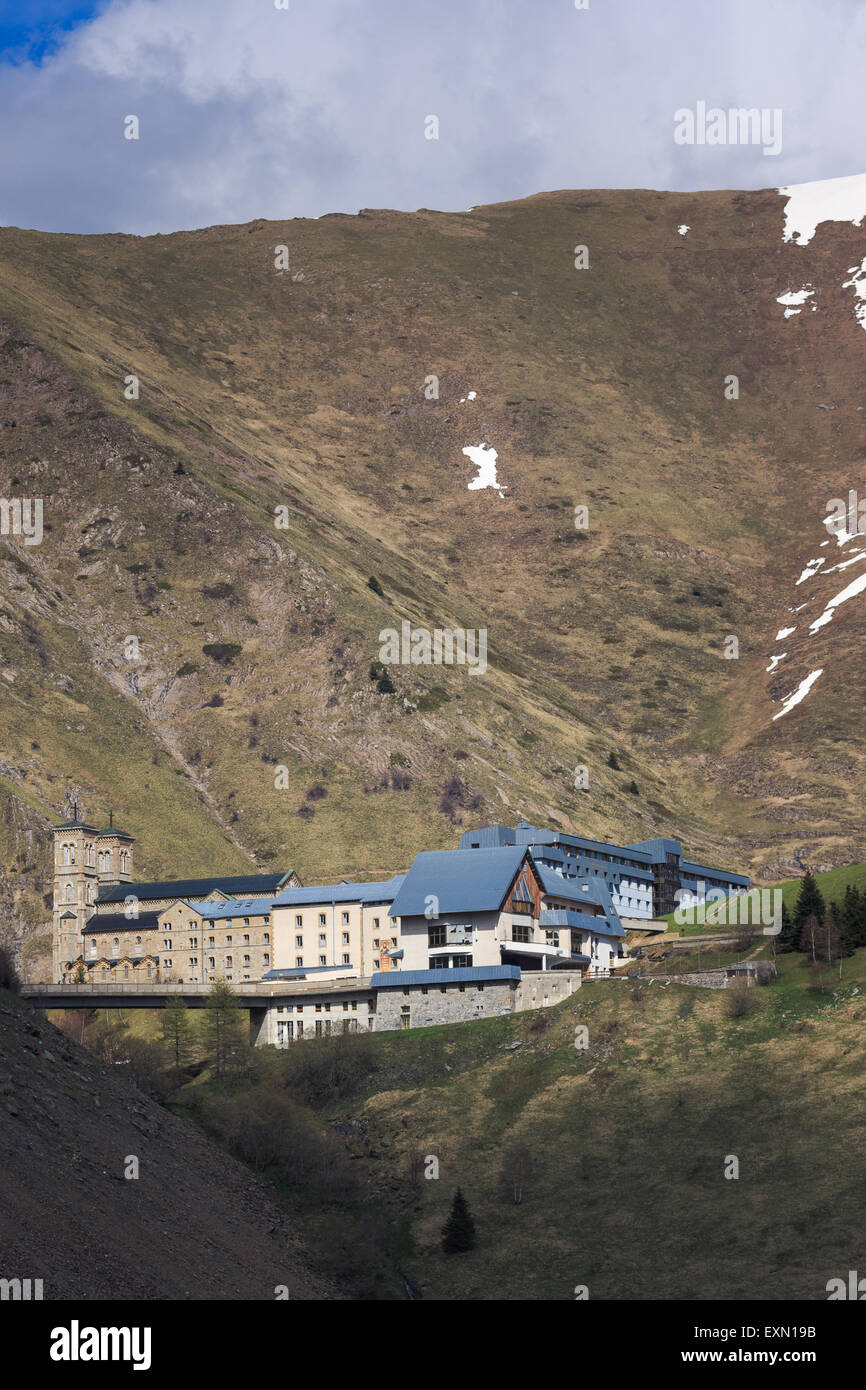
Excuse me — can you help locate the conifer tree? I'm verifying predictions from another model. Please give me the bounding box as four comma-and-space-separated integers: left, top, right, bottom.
203, 978, 244, 1078
777, 901, 798, 954
441, 1187, 476, 1254
162, 993, 196, 1069
793, 871, 825, 943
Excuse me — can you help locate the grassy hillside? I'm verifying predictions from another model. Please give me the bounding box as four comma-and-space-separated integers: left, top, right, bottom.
135, 944, 866, 1301
4, 185, 866, 964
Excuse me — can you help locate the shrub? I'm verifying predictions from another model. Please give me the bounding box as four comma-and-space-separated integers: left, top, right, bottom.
280, 1032, 378, 1108
203, 642, 242, 666
367, 576, 385, 597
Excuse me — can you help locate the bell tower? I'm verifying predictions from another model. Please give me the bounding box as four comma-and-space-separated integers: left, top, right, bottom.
95, 809, 135, 889
52, 802, 100, 981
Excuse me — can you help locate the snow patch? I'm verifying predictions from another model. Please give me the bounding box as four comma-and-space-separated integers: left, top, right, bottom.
677, 225, 690, 236
807, 570, 866, 633
796, 557, 825, 584
463, 442, 507, 498
776, 285, 815, 318
772, 669, 823, 720
766, 652, 787, 673
776, 626, 796, 640
842, 257, 866, 332
459, 391, 477, 403
779, 173, 866, 246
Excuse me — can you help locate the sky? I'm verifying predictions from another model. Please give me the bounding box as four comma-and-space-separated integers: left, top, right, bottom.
0, 0, 863, 235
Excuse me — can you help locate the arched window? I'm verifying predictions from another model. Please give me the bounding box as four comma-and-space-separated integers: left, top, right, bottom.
65, 883, 73, 903
62, 844, 70, 865
69, 844, 75, 864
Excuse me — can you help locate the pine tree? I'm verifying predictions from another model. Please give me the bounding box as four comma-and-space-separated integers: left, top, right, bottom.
203, 978, 244, 1077
793, 871, 825, 943
162, 993, 196, 1069
441, 1187, 476, 1253
777, 901, 798, 954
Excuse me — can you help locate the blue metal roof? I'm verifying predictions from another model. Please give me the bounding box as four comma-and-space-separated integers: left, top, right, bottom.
371, 965, 521, 988
625, 837, 683, 862
389, 847, 526, 918
195, 897, 277, 919
540, 908, 625, 938
680, 860, 750, 887
262, 965, 356, 979
459, 822, 655, 864
531, 844, 654, 882
273, 875, 405, 908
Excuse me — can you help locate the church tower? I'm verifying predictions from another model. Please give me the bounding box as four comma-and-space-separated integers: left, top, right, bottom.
52, 806, 135, 981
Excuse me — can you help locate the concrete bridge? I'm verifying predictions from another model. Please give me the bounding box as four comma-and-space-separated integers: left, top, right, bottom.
20, 978, 370, 1046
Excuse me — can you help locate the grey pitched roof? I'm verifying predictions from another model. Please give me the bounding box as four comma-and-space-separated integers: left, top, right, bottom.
83, 912, 162, 935
273, 875, 405, 908
371, 965, 520, 988
96, 872, 292, 904
540, 908, 625, 939
388, 848, 527, 918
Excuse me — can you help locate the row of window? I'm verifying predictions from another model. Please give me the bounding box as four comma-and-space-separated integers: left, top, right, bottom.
291, 912, 383, 929
58, 843, 130, 872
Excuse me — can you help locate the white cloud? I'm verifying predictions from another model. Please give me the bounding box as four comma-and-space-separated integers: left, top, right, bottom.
1, 0, 866, 233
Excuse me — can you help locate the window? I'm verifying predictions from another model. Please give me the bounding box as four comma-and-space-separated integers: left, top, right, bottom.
209, 935, 215, 945
123, 966, 129, 979
319, 913, 326, 926
244, 954, 250, 965
165, 958, 172, 968
296, 957, 303, 967
373, 917, 380, 930
66, 884, 73, 903
342, 932, 349, 945
226, 934, 232, 944
296, 935, 303, 947
226, 955, 233, 966
319, 955, 327, 966
315, 1003, 322, 1013
428, 924, 446, 947
341, 912, 349, 925
351, 1000, 357, 1011
209, 957, 215, 968
319, 933, 326, 946
263, 954, 270, 964
296, 914, 303, 927
342, 953, 350, 965
243, 918, 249, 927
264, 932, 270, 943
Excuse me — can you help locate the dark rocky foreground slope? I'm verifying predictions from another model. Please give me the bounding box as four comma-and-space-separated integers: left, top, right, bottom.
0, 993, 338, 1300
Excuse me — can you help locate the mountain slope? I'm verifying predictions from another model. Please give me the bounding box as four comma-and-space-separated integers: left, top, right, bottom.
3, 182, 866, 960
0, 989, 337, 1299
